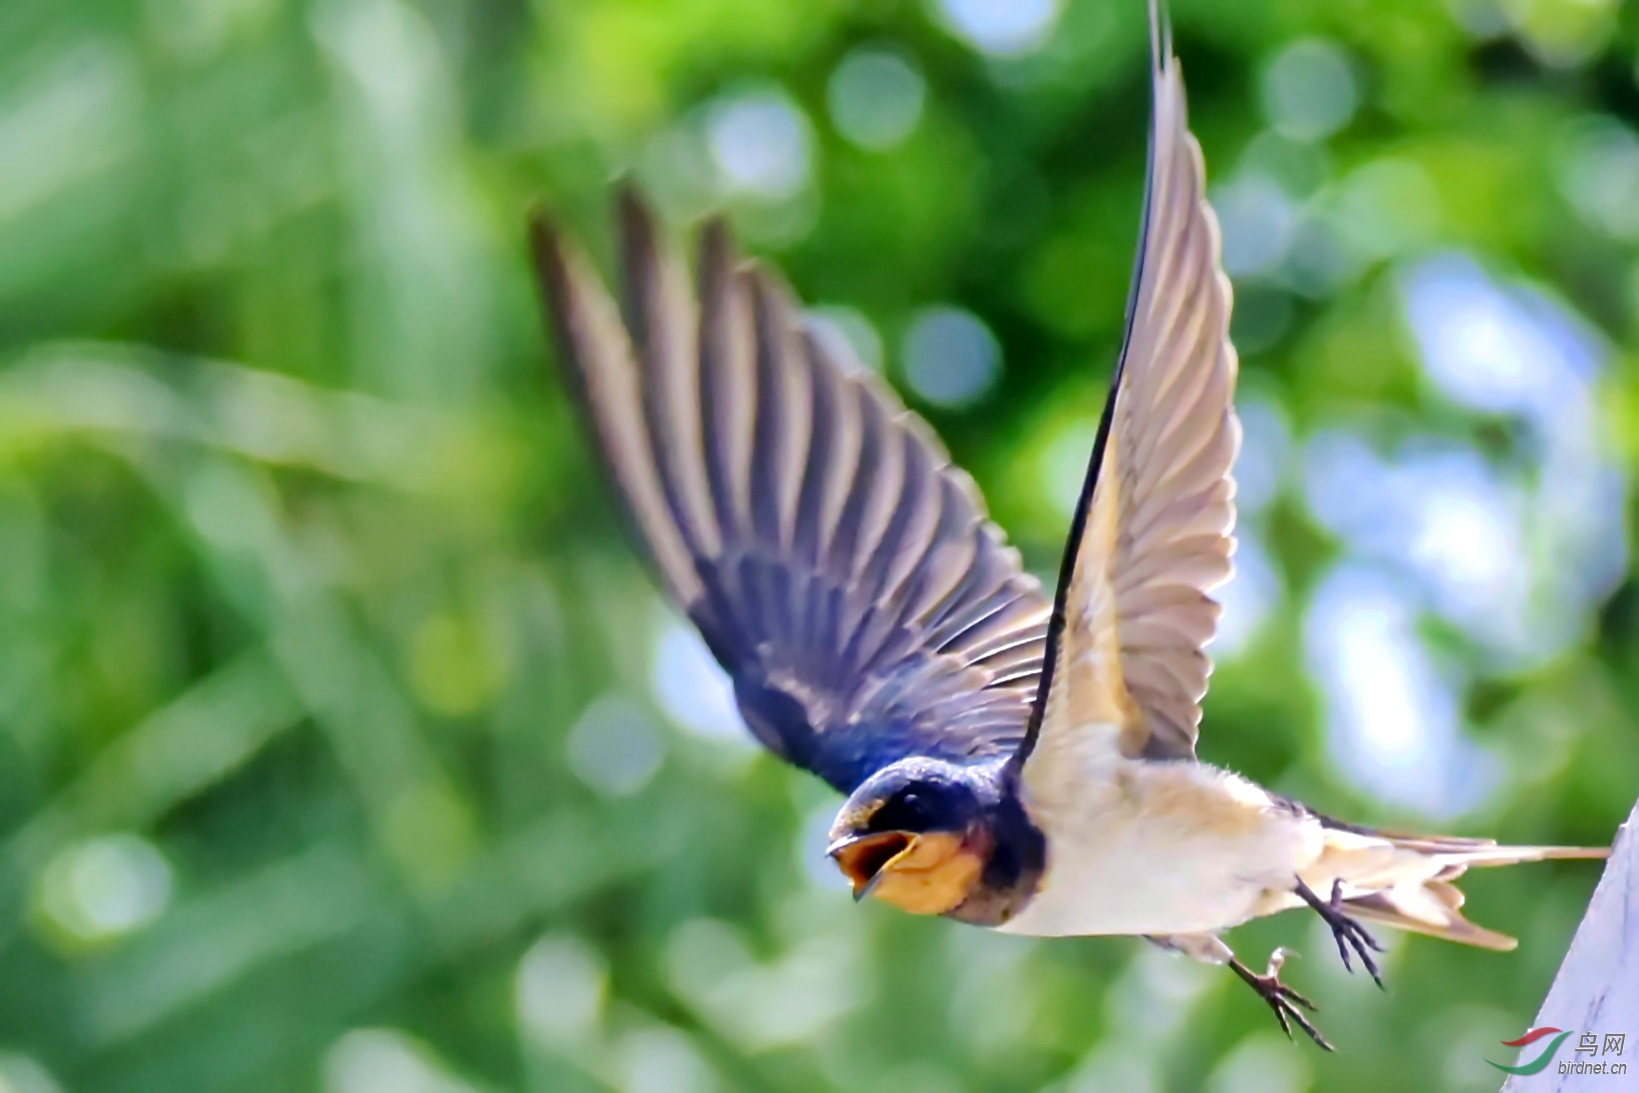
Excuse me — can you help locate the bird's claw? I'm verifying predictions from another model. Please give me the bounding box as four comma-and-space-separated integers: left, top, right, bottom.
1296, 877, 1385, 988
1230, 948, 1332, 1051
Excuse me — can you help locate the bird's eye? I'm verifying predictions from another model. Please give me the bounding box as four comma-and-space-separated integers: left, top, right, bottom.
867, 786, 936, 832
889, 790, 928, 825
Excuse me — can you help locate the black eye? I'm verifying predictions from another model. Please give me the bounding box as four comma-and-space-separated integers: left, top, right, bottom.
872, 788, 931, 831
894, 791, 927, 823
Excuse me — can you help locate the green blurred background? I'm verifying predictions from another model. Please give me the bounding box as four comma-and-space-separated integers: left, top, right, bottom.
1, 0, 1635, 1090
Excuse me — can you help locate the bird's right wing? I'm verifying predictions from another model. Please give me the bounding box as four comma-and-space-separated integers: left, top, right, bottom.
533, 188, 1050, 795
1016, 9, 1241, 786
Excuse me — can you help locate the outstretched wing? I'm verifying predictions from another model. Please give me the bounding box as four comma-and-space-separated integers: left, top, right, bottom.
533, 188, 1050, 794
1018, 11, 1240, 777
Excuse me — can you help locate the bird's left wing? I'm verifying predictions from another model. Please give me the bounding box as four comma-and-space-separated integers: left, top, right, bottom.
533, 188, 1050, 795
1017, 16, 1239, 778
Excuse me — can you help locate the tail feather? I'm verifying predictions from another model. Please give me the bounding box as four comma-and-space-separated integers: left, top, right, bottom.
1426, 843, 1610, 868
1375, 831, 1609, 875
1345, 883, 1519, 952
1312, 822, 1608, 951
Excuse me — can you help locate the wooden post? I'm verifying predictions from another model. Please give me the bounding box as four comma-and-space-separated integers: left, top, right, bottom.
1501, 800, 1637, 1092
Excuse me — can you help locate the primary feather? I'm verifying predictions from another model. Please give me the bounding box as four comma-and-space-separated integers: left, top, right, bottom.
1019, 14, 1240, 776
532, 188, 1050, 794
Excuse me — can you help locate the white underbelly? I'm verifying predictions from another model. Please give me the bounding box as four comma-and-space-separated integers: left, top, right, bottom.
999, 830, 1271, 937
997, 764, 1314, 938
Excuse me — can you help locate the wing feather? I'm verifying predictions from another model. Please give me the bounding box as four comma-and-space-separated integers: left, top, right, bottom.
534, 186, 1050, 794
697, 220, 757, 546
1018, 7, 1240, 774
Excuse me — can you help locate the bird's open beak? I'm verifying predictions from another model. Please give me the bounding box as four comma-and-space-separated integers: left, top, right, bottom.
827, 831, 916, 902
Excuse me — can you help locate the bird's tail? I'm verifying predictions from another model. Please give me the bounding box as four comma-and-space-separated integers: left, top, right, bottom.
1314, 825, 1608, 952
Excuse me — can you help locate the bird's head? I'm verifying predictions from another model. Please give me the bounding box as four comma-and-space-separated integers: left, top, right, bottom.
825, 759, 989, 916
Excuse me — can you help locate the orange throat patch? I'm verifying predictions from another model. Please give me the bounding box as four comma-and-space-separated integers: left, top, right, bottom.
837, 831, 985, 916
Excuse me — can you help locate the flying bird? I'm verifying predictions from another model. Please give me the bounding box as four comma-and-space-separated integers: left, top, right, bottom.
529, 3, 1608, 1051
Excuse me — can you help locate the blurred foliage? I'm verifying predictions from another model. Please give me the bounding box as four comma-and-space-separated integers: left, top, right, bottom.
1, 0, 1637, 1091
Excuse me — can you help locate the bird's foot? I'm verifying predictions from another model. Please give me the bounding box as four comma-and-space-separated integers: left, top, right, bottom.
1229, 948, 1331, 1051
1295, 877, 1384, 988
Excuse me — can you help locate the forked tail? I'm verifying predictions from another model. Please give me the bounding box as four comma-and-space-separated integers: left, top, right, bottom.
1318, 825, 1608, 951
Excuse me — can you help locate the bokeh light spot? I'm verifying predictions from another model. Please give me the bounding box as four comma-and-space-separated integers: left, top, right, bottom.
618, 1028, 718, 1093
1554, 115, 1639, 241
0, 1054, 63, 1093
1205, 1032, 1312, 1093
407, 612, 507, 717
38, 833, 173, 944
566, 694, 665, 797
664, 917, 862, 1050
1260, 39, 1358, 142
902, 306, 1002, 408
652, 619, 745, 742
1333, 157, 1439, 261
1214, 173, 1296, 277
384, 781, 476, 886
808, 305, 883, 373
515, 934, 607, 1046
708, 89, 812, 200
1214, 528, 1280, 657
936, 0, 1061, 57
1501, 0, 1617, 68
1233, 395, 1291, 514
324, 1029, 476, 1093
827, 48, 925, 151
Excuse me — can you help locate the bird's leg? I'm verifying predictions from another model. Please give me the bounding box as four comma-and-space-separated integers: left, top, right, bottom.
1146, 933, 1332, 1051
1228, 948, 1331, 1051
1294, 877, 1384, 988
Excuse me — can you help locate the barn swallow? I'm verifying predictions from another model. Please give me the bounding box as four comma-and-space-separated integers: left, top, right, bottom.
529, 1, 1609, 1051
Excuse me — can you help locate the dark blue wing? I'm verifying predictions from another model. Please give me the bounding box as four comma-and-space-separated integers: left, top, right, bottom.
532, 188, 1049, 794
